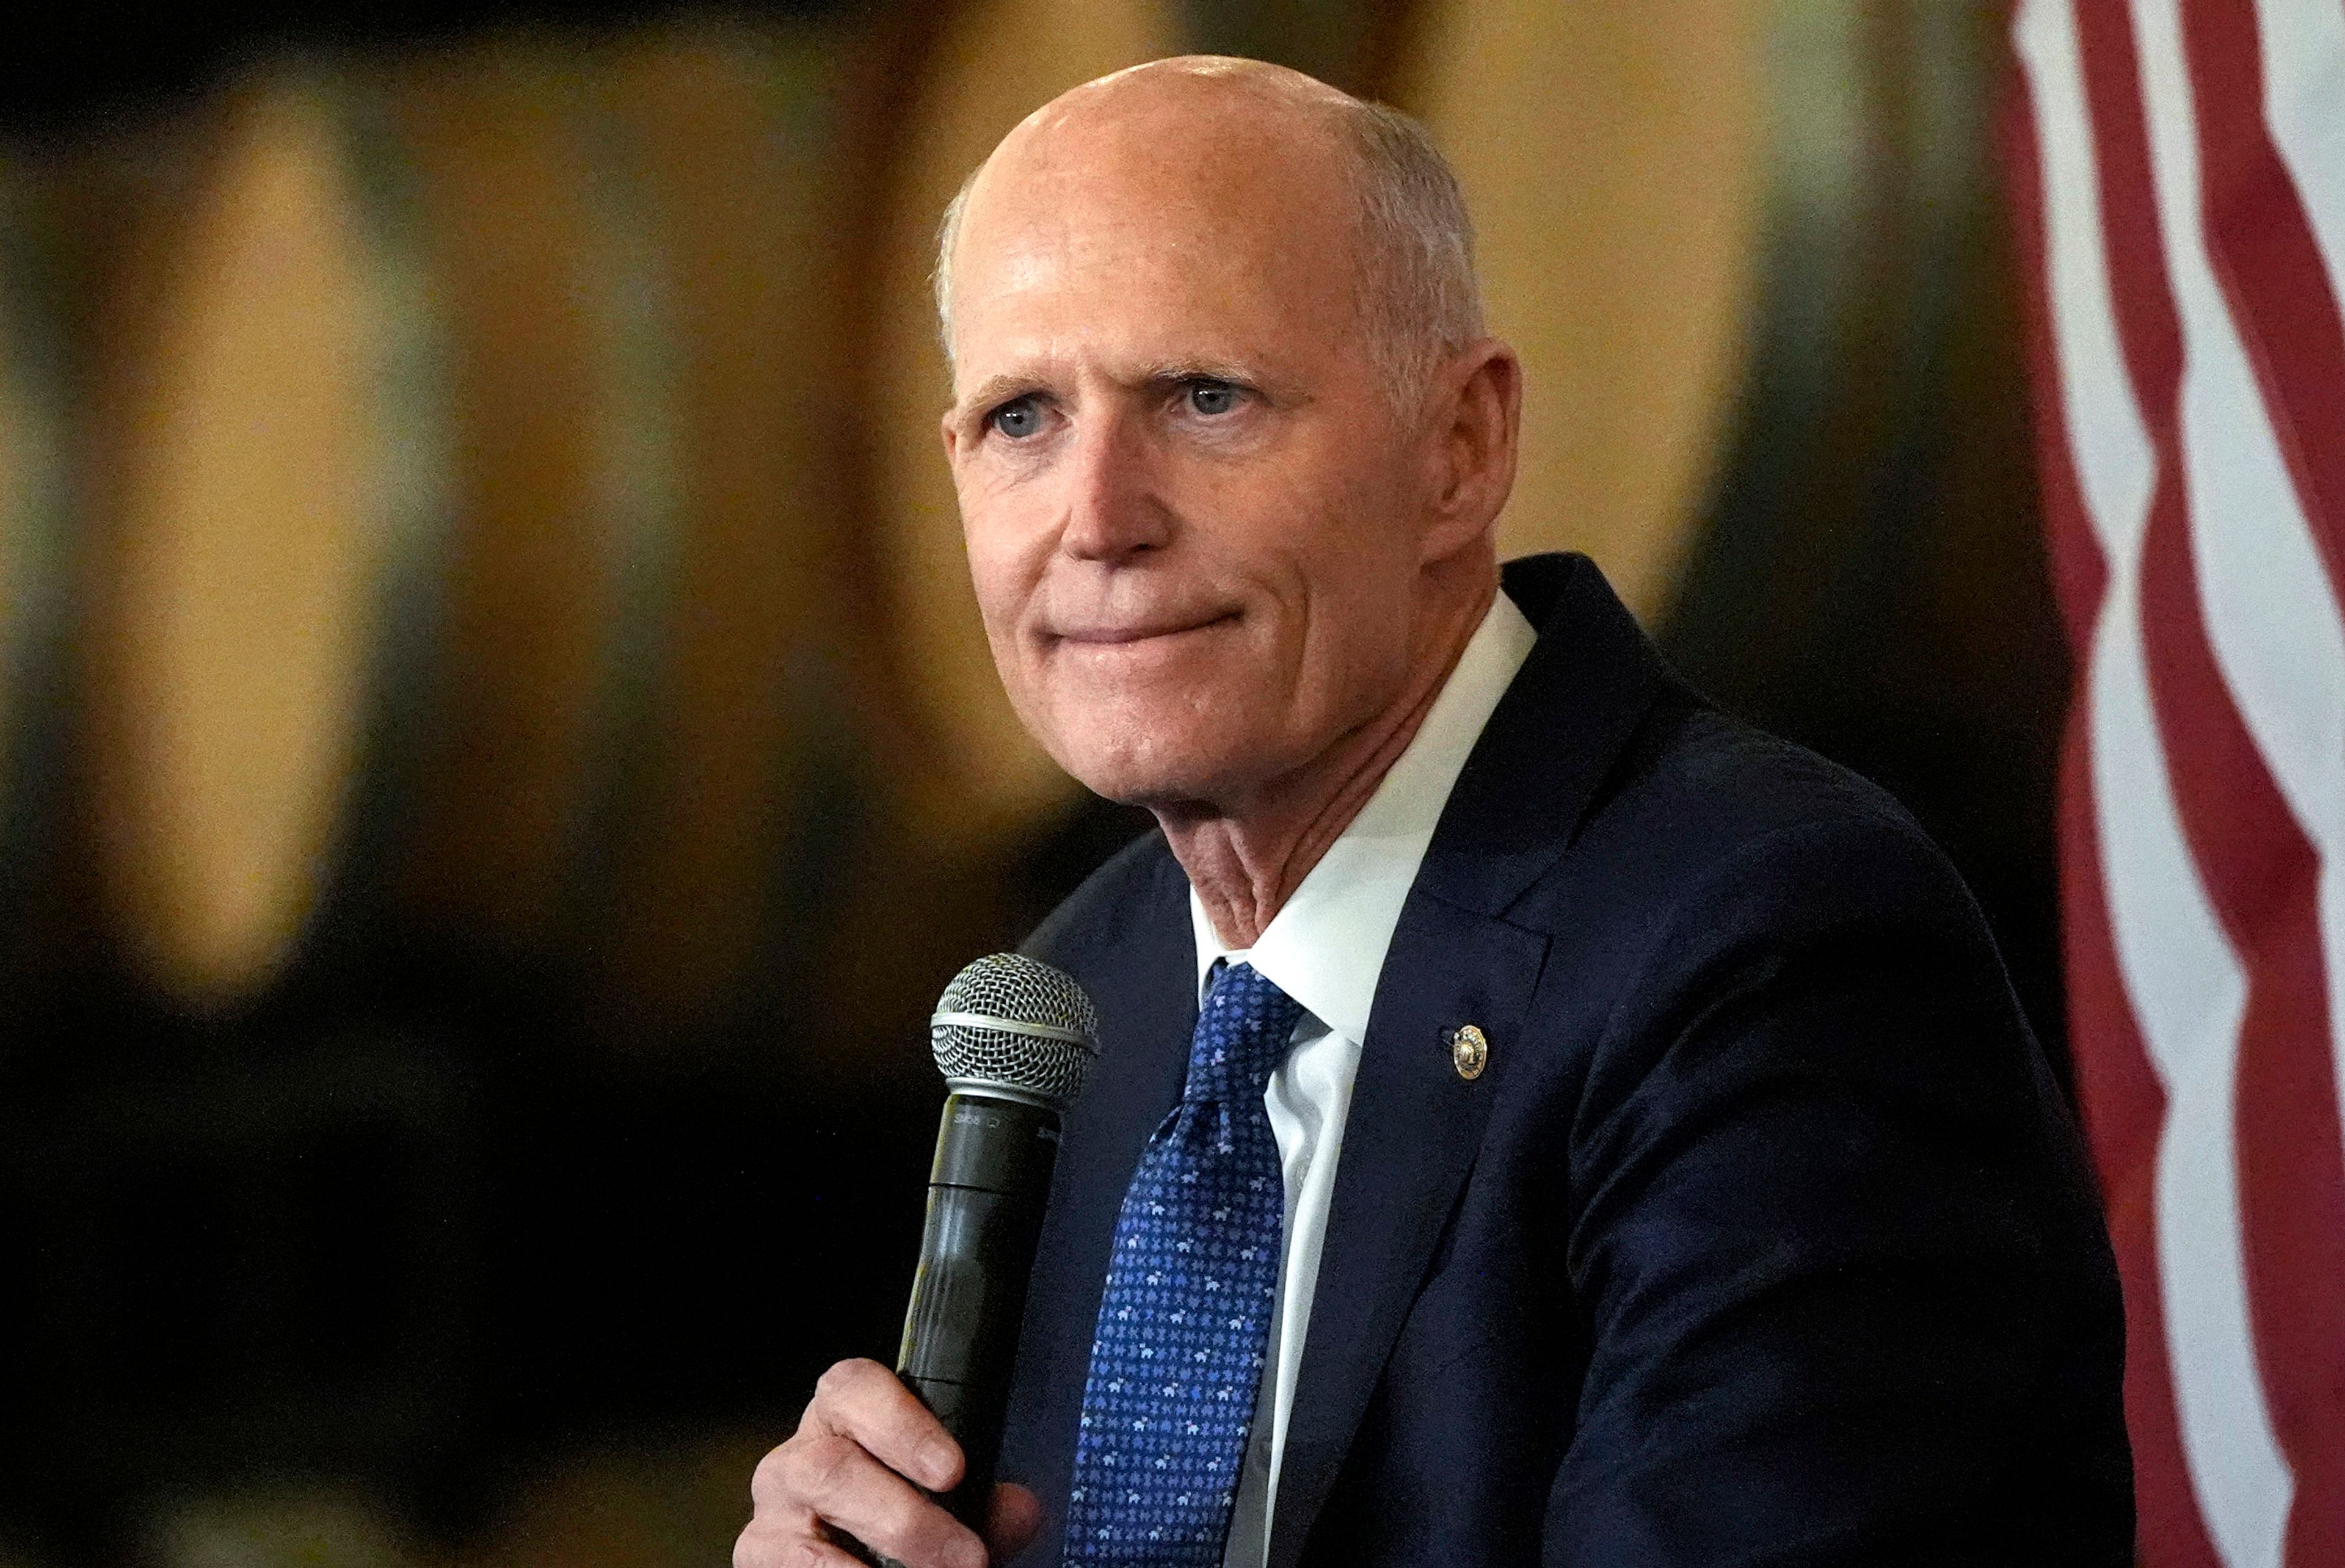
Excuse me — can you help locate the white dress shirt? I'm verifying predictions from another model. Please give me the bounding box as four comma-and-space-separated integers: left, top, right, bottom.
1192, 592, 1538, 1568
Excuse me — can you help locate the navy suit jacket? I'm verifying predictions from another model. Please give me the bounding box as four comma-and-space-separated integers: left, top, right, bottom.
1000, 554, 2132, 1566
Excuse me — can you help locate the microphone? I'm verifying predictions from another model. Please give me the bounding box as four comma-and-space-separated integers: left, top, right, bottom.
896, 953, 1100, 1531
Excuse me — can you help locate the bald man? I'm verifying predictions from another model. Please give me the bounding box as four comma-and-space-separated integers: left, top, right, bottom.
740, 58, 2130, 1568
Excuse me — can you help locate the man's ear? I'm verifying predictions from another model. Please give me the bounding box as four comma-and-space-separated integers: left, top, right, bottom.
1421, 338, 1522, 562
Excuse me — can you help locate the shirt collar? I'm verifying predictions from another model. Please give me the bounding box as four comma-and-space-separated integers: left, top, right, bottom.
1188, 589, 1539, 1044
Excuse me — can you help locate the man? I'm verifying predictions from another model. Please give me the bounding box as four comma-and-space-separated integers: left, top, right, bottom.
739, 57, 2130, 1568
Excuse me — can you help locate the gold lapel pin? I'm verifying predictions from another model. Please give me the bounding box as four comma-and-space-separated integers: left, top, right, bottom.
1448, 1023, 1489, 1081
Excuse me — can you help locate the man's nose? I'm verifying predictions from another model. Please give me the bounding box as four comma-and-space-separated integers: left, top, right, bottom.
1058, 408, 1172, 563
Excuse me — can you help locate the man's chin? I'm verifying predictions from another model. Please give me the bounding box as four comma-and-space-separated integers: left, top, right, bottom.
1053, 739, 1252, 816
1026, 684, 1296, 811
1068, 764, 1225, 815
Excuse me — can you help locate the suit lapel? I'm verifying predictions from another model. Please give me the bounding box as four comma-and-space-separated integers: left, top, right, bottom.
1266, 554, 1676, 1566
1267, 893, 1548, 1568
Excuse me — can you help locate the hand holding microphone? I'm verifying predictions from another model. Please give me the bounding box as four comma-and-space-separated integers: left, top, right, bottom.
736, 956, 1099, 1568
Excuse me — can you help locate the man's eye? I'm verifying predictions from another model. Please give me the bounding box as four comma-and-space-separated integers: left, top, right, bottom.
989, 396, 1044, 439
1187, 381, 1240, 416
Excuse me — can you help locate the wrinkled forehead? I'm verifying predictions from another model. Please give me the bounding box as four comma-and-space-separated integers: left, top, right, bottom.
947, 101, 1366, 379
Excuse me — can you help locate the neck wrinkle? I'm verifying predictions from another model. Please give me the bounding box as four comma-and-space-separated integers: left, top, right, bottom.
1164, 572, 1497, 948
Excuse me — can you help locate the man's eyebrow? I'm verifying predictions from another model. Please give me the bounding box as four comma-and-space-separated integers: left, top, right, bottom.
1137, 359, 1257, 387
952, 374, 1044, 421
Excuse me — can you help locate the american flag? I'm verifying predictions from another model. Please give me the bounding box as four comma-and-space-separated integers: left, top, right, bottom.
2005, 1, 2345, 1562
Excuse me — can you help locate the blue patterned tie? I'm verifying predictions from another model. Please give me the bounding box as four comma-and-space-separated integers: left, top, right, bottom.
1063, 961, 1303, 1564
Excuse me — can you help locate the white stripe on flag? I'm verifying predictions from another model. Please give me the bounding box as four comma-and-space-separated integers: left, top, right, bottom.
2253, 0, 2345, 318
2014, 5, 2291, 1566
2131, 0, 2345, 1177
2247, 0, 2345, 1226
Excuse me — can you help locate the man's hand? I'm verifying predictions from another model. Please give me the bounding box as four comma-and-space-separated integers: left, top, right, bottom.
734, 1359, 1043, 1568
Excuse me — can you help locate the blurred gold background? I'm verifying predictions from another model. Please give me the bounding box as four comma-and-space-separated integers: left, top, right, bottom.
0, 1, 2059, 1563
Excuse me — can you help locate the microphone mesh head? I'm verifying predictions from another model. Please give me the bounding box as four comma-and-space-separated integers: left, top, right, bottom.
931, 953, 1100, 1109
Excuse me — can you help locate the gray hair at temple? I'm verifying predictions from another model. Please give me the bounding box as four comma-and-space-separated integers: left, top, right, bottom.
931, 85, 1487, 415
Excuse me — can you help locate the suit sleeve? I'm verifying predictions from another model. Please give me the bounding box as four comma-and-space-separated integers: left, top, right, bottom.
1546, 815, 2131, 1566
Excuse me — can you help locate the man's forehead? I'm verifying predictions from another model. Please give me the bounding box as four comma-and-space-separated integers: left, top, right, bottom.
947, 220, 1342, 402
969, 131, 1343, 253
957, 196, 1270, 308
948, 217, 1321, 396
952, 141, 1354, 332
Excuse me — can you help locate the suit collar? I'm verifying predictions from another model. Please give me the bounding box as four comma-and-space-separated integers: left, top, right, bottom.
1400, 552, 1677, 920
1265, 553, 1674, 1567
1184, 591, 1539, 1047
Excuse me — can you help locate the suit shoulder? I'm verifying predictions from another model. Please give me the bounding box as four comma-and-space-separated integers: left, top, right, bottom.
1020, 825, 1184, 972
1632, 696, 1918, 838
1559, 696, 1975, 937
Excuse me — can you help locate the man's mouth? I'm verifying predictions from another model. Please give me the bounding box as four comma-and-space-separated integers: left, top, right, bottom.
1049, 611, 1241, 647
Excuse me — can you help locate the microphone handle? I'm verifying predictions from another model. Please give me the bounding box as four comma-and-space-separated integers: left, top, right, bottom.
896, 1090, 1063, 1529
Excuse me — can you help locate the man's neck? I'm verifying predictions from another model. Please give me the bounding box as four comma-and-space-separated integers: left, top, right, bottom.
1157, 574, 1499, 949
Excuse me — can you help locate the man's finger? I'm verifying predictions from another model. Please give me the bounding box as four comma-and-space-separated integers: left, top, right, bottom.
985, 1483, 1043, 1558
810, 1359, 965, 1492
733, 1515, 866, 1568
783, 1432, 986, 1568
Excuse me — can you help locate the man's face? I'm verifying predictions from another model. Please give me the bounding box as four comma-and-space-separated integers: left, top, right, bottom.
941, 98, 1439, 810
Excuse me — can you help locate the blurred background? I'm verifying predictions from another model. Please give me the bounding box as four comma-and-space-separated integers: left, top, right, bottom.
0, 1, 2060, 1563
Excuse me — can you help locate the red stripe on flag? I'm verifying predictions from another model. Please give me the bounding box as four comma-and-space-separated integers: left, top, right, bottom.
2071, 0, 2179, 399
2178, 0, 2345, 584
2076, 3, 2345, 1561
2004, 53, 2222, 1567
2139, 452, 2345, 1568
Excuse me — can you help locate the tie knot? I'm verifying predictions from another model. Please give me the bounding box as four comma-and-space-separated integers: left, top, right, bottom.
1185, 962, 1303, 1104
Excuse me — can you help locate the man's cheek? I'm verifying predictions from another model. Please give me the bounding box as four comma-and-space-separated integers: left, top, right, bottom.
961, 532, 1025, 633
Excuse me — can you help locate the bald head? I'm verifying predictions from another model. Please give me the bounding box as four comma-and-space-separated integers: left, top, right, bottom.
935, 57, 1484, 411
